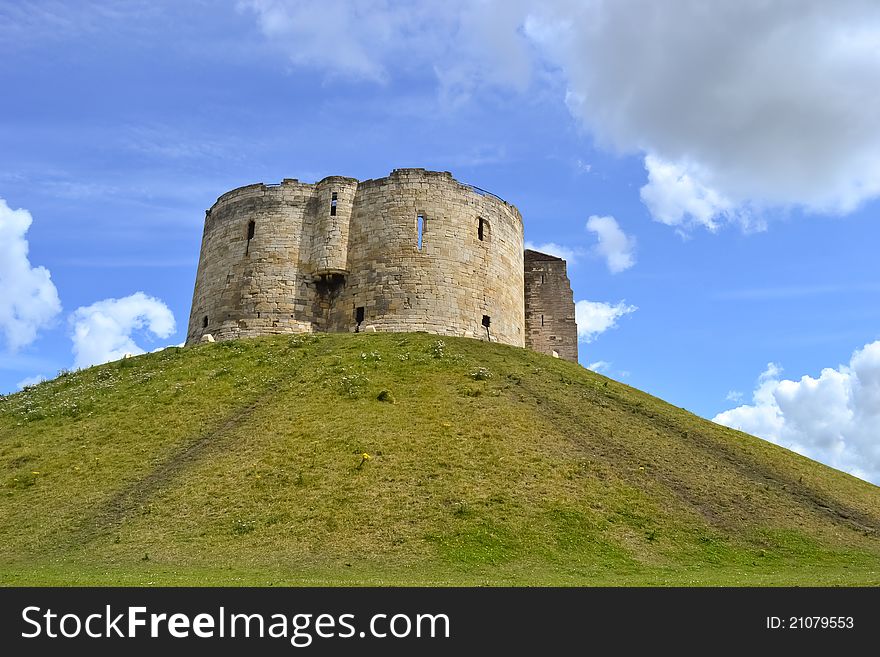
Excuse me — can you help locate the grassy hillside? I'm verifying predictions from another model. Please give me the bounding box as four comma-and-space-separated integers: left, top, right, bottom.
1, 333, 879, 586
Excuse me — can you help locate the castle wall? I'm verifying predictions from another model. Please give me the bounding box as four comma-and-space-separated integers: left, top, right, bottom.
186, 169, 526, 348
332, 169, 524, 345
523, 250, 578, 362
310, 177, 358, 275
187, 181, 312, 343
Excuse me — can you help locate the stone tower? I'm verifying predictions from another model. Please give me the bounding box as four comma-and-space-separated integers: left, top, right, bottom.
523, 249, 578, 361
186, 168, 577, 362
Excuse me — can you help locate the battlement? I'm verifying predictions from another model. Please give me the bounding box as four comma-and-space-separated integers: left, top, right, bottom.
186, 169, 576, 362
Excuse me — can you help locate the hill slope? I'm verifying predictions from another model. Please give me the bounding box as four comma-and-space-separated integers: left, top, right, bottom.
1, 333, 879, 585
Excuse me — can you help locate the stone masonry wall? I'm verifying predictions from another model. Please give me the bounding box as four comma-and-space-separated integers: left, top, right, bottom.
330, 169, 524, 344
187, 169, 526, 347
187, 181, 314, 343
523, 249, 578, 362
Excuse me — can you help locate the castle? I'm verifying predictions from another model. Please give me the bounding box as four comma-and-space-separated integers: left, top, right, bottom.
186, 168, 578, 361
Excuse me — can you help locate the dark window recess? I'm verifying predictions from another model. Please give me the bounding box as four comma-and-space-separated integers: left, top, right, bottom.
417, 214, 424, 250
202, 316, 208, 328
541, 314, 544, 327
481, 314, 491, 340
478, 217, 485, 241
355, 306, 365, 332
541, 274, 544, 284
246, 220, 255, 254
330, 191, 338, 216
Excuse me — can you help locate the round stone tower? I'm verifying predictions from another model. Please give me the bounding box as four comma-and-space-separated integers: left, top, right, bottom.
186, 168, 526, 347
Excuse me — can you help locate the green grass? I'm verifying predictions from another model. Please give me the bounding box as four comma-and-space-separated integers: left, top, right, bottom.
1, 333, 879, 586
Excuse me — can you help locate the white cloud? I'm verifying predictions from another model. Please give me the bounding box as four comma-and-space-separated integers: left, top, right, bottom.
16, 374, 46, 390
242, 1, 880, 228
586, 214, 636, 273
239, 0, 385, 81
238, 0, 437, 82
574, 159, 592, 174
587, 360, 610, 373
151, 342, 185, 353
524, 241, 578, 264
526, 1, 880, 227
639, 156, 735, 232
575, 299, 636, 343
0, 198, 62, 351
725, 390, 744, 403
70, 292, 176, 369
714, 345, 880, 484
238, 0, 532, 99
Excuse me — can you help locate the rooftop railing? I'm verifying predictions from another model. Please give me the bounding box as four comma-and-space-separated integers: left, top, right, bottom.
464, 183, 507, 204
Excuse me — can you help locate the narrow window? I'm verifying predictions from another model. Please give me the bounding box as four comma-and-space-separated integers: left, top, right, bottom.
330, 191, 338, 216
246, 219, 255, 254
481, 314, 491, 340
355, 306, 365, 332
202, 315, 208, 328
417, 214, 424, 250
541, 274, 544, 284
478, 217, 485, 241
541, 314, 544, 327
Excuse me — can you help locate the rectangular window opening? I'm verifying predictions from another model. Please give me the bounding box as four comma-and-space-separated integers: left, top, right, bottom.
330, 191, 338, 216
355, 306, 365, 323
541, 314, 544, 327
417, 214, 424, 250
478, 217, 485, 241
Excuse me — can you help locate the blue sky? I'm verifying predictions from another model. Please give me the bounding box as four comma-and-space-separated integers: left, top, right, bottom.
2, 1, 880, 483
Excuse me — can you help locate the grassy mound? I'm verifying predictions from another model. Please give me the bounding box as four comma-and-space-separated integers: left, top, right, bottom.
1, 333, 878, 585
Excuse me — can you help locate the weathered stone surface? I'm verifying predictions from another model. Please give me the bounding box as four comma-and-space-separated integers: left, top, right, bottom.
523, 250, 578, 362
186, 168, 577, 362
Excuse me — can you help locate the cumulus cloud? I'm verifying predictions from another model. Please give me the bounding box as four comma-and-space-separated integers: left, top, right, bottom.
587, 360, 610, 373
639, 156, 736, 232
16, 374, 46, 390
70, 292, 176, 369
585, 215, 636, 273
527, 1, 880, 227
239, 0, 404, 82
714, 345, 880, 484
725, 390, 744, 403
238, 0, 532, 99
524, 240, 579, 264
242, 1, 880, 228
0, 198, 62, 351
575, 299, 636, 343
